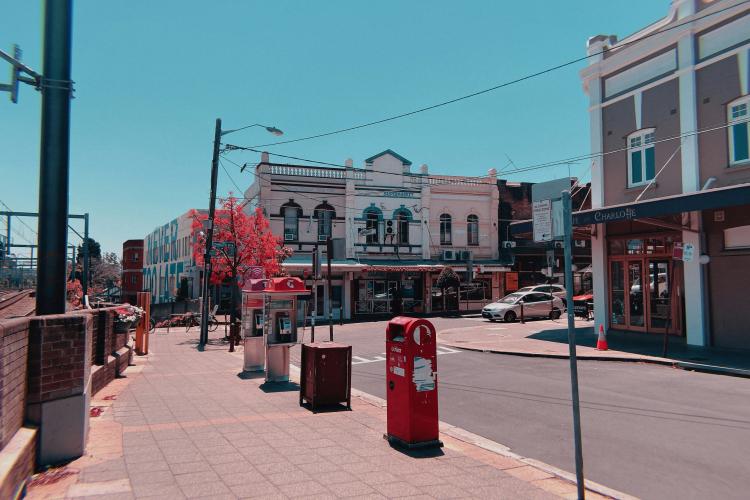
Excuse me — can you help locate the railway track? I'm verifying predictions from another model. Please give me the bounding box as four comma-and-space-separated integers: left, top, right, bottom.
0, 289, 36, 318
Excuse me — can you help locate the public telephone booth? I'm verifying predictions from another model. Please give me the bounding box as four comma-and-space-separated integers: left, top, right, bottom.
242, 277, 308, 382
241, 279, 267, 372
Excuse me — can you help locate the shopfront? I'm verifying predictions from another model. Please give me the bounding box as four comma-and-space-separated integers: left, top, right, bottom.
607, 233, 682, 335
354, 270, 426, 316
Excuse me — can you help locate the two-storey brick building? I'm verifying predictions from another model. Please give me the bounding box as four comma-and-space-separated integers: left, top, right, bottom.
121, 239, 143, 304
581, 0, 750, 348
244, 150, 508, 321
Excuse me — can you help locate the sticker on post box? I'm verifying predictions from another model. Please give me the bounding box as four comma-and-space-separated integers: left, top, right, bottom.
389, 353, 406, 377
412, 356, 435, 392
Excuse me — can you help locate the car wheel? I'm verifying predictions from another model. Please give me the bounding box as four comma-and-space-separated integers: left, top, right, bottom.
550, 309, 562, 320
504, 311, 517, 323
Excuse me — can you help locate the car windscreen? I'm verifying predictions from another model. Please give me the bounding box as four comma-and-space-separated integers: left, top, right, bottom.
498, 293, 523, 304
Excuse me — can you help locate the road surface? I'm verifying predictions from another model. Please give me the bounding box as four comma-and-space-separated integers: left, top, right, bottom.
292, 317, 750, 500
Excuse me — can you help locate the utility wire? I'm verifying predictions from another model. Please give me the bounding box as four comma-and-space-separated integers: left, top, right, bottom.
0, 199, 39, 236
247, 1, 749, 149
224, 116, 749, 214
227, 116, 750, 185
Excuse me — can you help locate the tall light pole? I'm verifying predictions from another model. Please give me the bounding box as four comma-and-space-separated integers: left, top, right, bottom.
199, 121, 283, 349
36, 0, 74, 315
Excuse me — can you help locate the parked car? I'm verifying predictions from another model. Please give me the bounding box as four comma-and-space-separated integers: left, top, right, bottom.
516, 284, 568, 306
482, 291, 565, 322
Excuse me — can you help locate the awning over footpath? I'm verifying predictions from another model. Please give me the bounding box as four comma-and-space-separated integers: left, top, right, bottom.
510, 182, 750, 236
282, 256, 512, 273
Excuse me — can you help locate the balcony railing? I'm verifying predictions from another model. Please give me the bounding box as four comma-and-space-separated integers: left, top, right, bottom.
268, 164, 366, 180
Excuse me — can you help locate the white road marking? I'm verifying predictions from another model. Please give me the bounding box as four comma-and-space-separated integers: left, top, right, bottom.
351, 345, 462, 365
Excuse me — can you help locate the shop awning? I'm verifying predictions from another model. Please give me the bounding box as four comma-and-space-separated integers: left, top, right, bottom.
510, 182, 750, 236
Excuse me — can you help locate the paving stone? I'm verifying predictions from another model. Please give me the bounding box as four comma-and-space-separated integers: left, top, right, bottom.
179, 481, 231, 498
277, 480, 329, 497
325, 481, 377, 497
170, 461, 212, 475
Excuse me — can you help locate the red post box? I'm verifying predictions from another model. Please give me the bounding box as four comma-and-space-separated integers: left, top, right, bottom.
385, 316, 442, 449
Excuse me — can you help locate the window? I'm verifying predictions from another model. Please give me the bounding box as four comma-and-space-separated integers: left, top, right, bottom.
281, 201, 301, 241
467, 215, 479, 246
440, 214, 452, 245
729, 97, 749, 165
131, 275, 137, 285
627, 129, 655, 187
724, 225, 750, 250
363, 206, 381, 244
393, 207, 412, 245
314, 203, 335, 241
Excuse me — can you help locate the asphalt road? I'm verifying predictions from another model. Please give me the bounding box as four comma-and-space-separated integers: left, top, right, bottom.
292, 318, 750, 500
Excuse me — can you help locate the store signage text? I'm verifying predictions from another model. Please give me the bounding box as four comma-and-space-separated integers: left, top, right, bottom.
382, 191, 415, 198
593, 207, 637, 223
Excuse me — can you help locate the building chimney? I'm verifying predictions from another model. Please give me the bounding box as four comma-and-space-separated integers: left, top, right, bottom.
261, 151, 270, 163
420, 164, 428, 175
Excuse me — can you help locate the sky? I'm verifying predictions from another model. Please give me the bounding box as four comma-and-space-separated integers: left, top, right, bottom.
1, 1, 668, 256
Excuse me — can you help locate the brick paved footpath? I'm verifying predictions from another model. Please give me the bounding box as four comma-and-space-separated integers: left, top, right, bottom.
27, 329, 607, 500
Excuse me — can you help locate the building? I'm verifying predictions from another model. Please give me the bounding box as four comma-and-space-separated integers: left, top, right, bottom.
143, 210, 205, 305
121, 239, 143, 304
244, 150, 509, 321
579, 0, 750, 348
501, 180, 593, 294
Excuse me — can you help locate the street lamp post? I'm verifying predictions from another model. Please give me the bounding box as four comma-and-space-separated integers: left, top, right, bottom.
199, 121, 283, 350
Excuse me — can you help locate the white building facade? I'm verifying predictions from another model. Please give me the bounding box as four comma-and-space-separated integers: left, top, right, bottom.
244, 150, 508, 321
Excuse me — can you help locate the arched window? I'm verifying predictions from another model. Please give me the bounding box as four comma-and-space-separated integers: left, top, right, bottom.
440, 214, 452, 245
728, 96, 750, 165
467, 215, 479, 246
314, 202, 335, 241
363, 205, 382, 244
281, 200, 301, 241
627, 128, 655, 187
393, 207, 412, 245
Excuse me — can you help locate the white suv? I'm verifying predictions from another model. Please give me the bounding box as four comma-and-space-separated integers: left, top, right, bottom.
516, 285, 567, 299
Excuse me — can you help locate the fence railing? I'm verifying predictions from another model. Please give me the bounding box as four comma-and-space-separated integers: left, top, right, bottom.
269, 164, 366, 180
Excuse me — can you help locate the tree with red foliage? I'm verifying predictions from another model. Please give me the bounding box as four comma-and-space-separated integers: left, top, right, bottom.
190, 196, 292, 349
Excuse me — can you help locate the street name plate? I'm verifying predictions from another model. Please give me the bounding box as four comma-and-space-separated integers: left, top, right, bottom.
533, 199, 553, 243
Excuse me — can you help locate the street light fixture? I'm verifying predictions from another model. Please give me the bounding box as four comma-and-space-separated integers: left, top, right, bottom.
199, 119, 283, 350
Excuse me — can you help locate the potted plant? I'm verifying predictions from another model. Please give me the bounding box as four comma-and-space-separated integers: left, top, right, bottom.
114, 304, 145, 333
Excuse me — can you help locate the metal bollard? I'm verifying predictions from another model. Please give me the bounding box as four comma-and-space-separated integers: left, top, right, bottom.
520, 302, 525, 324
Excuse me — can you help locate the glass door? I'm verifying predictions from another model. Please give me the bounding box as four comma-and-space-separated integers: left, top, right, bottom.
627, 261, 645, 328
647, 259, 674, 332
610, 261, 626, 327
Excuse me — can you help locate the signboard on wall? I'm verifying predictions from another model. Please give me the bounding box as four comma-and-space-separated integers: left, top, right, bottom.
532, 200, 553, 243
506, 272, 519, 292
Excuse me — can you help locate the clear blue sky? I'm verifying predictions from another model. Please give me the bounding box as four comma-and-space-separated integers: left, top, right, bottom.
1, 1, 667, 256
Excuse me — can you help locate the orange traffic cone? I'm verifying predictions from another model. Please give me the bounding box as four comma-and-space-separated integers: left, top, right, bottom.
596, 324, 608, 351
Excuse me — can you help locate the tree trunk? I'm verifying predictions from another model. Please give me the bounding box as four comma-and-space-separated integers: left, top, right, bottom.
228, 271, 240, 352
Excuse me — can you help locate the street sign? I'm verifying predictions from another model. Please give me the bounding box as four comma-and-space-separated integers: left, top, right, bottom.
532, 178, 570, 242
533, 199, 553, 242
683, 243, 694, 262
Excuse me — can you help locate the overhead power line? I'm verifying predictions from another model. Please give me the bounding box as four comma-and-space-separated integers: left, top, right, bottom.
246, 1, 749, 149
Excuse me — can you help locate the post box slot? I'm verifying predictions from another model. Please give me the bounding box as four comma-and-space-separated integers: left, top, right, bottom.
388, 324, 405, 342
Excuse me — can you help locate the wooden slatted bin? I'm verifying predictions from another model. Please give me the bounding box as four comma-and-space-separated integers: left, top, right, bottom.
299, 342, 352, 412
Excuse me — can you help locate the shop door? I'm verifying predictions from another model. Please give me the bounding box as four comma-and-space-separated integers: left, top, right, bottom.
647, 259, 679, 334
627, 261, 646, 329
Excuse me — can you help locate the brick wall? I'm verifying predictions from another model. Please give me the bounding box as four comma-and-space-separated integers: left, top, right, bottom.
27, 314, 92, 406
0, 318, 29, 449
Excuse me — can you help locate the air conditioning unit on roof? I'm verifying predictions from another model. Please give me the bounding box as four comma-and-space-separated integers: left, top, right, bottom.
441, 249, 456, 261
459, 250, 472, 261
284, 233, 295, 241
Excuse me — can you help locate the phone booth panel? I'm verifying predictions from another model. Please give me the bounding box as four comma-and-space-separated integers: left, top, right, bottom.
264, 278, 308, 382
241, 279, 267, 372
